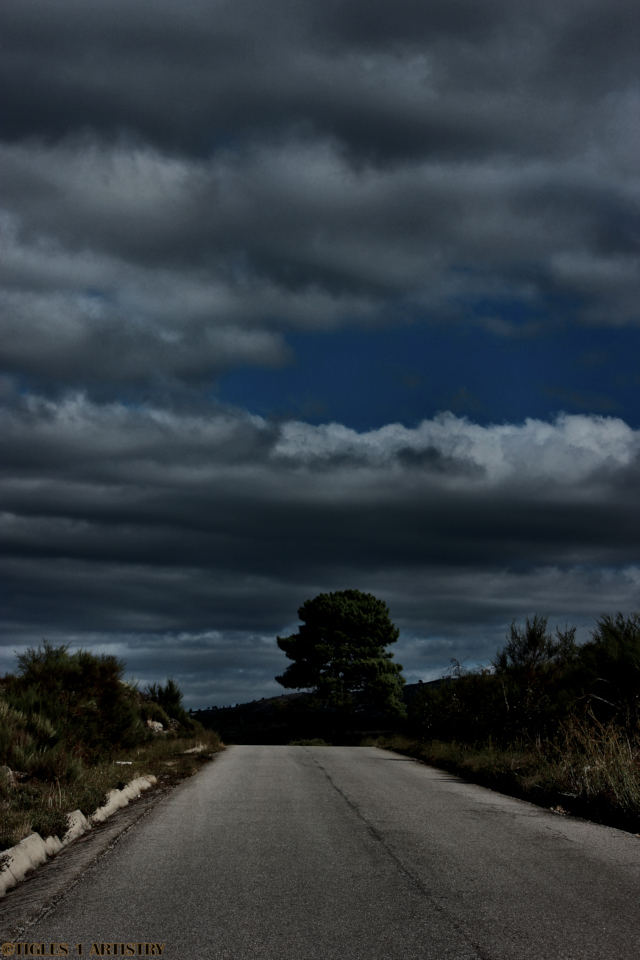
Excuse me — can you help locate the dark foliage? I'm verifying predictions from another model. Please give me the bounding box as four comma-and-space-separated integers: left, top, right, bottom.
573, 613, 640, 730
409, 612, 640, 747
2, 640, 146, 766
276, 589, 406, 719
146, 677, 199, 733
0, 641, 200, 779
492, 615, 577, 675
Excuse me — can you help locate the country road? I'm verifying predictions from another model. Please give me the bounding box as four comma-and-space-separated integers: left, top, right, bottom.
4, 746, 639, 959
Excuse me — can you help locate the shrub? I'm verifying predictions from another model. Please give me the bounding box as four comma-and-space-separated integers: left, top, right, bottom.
573, 613, 640, 729
139, 699, 172, 728
409, 612, 640, 746
1, 642, 208, 769
146, 678, 200, 734
1, 640, 148, 767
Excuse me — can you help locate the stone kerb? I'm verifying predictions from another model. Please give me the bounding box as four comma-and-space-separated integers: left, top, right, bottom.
0, 775, 157, 897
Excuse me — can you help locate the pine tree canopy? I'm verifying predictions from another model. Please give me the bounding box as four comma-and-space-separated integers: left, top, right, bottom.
275, 589, 406, 718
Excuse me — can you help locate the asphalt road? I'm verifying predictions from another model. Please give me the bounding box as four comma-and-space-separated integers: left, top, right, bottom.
7, 745, 639, 959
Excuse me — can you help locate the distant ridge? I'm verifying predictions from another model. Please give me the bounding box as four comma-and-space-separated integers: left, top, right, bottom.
190, 678, 453, 728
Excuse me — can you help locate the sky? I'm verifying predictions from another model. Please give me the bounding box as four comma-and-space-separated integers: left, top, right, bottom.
1, 0, 639, 709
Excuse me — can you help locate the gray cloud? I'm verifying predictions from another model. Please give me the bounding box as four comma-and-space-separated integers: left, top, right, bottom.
1, 1, 638, 399
2, 391, 639, 703
1, 0, 639, 704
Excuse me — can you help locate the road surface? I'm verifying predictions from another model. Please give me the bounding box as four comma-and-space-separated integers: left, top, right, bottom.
4, 745, 638, 959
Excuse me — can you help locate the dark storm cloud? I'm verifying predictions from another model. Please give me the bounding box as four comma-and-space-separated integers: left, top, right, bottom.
2, 392, 639, 640
1, 0, 639, 704
1, 0, 638, 398
2, 0, 637, 155
2, 134, 637, 394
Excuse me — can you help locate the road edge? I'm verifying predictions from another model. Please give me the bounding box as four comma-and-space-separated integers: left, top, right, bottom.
0, 760, 219, 940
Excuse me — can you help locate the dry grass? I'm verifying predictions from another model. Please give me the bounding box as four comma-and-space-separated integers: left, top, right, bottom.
557, 717, 640, 820
0, 729, 223, 850
367, 720, 640, 832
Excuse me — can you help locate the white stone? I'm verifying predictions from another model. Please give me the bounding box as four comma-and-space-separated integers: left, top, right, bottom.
63, 809, 91, 845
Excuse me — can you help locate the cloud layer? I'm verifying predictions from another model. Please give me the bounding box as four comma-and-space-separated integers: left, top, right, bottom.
1, 0, 639, 703
2, 0, 638, 398
2, 389, 639, 701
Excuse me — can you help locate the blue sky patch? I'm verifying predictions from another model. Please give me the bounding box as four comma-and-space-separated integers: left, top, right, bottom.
218, 322, 640, 430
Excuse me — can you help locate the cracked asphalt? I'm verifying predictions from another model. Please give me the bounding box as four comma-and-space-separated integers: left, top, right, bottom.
1, 746, 638, 959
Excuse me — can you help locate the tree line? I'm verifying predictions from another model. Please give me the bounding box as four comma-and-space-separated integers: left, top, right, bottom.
276, 589, 639, 746
410, 612, 639, 745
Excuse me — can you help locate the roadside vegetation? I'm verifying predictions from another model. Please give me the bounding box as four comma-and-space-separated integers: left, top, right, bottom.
367, 613, 640, 832
0, 641, 223, 851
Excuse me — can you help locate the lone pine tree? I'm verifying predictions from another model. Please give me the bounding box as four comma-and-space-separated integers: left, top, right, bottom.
276, 589, 406, 718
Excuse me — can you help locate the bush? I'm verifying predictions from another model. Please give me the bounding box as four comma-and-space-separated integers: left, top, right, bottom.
0, 698, 63, 776
0, 641, 224, 852
2, 641, 148, 762
409, 612, 640, 746
403, 612, 640, 831
146, 678, 200, 734
139, 699, 172, 728
573, 613, 640, 729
